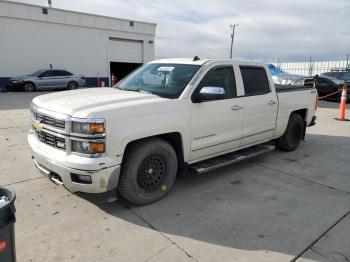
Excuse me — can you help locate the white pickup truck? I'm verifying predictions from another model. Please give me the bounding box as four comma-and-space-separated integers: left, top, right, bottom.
28, 58, 318, 205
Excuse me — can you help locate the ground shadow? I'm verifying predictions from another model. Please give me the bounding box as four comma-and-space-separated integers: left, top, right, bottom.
78, 134, 350, 261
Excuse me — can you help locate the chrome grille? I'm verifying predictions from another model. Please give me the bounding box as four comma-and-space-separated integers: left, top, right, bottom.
34, 111, 65, 129
36, 130, 66, 150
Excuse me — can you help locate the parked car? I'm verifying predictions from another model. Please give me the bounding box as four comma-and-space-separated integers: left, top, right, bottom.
321, 71, 350, 83
8, 69, 86, 92
296, 76, 350, 101
28, 58, 317, 205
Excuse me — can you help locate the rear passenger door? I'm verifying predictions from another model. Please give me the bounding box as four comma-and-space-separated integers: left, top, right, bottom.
51, 70, 69, 88
239, 66, 278, 146
36, 70, 54, 89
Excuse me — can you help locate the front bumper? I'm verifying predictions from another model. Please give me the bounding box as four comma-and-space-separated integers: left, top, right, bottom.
28, 131, 121, 193
7, 82, 23, 90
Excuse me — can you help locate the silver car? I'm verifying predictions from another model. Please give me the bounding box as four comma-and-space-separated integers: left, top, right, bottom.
8, 69, 86, 92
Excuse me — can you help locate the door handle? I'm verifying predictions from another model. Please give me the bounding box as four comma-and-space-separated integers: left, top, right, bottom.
268, 100, 276, 105
231, 105, 242, 111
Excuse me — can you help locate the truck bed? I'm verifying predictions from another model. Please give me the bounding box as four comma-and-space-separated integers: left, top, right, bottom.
275, 84, 313, 93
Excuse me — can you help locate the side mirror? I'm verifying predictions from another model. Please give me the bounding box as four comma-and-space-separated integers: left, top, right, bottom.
193, 86, 225, 103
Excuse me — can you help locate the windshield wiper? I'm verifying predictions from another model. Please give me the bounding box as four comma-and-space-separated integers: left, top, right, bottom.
117, 87, 154, 95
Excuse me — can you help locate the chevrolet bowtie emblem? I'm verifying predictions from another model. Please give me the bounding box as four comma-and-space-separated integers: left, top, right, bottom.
34, 120, 43, 132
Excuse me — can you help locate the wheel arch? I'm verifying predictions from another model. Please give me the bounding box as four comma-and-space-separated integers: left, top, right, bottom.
122, 132, 185, 170
67, 80, 78, 88
23, 81, 36, 91
290, 108, 307, 139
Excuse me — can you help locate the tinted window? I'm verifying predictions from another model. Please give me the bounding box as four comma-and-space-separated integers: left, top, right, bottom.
51, 70, 65, 77
39, 71, 53, 77
318, 78, 328, 84
61, 70, 73, 76
196, 66, 237, 99
240, 66, 270, 96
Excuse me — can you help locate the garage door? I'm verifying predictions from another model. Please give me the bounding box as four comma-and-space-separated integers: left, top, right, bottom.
109, 38, 143, 63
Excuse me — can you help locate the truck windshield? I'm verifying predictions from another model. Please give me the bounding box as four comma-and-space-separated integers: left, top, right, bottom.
116, 63, 201, 98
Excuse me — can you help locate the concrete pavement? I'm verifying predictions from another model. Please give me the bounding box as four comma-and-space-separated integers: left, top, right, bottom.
0, 92, 349, 262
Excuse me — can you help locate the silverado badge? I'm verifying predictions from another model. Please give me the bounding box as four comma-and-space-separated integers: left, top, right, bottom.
34, 120, 43, 132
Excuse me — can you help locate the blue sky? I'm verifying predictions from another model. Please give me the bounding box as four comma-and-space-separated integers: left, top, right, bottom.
10, 0, 350, 62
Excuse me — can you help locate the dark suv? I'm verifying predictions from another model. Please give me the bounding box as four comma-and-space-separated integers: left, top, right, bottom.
321, 71, 350, 83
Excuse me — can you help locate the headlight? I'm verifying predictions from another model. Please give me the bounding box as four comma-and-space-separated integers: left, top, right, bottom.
71, 119, 105, 135
71, 140, 105, 154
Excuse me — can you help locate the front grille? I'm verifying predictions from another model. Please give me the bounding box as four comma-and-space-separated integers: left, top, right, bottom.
36, 130, 66, 150
34, 112, 65, 129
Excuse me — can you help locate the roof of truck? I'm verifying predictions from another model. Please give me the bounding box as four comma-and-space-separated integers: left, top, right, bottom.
150, 58, 264, 66
150, 58, 210, 65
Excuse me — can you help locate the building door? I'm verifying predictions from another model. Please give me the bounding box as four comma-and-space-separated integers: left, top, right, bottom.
109, 38, 143, 85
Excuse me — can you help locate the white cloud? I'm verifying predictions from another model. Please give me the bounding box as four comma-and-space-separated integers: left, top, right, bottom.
10, 0, 350, 61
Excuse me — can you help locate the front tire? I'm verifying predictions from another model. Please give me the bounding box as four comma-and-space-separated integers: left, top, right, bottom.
24, 82, 35, 92
118, 138, 178, 205
277, 113, 304, 152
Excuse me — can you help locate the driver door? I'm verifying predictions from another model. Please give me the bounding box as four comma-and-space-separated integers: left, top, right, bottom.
189, 65, 244, 161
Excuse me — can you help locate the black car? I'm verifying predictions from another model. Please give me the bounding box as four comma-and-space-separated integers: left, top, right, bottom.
321, 71, 350, 83
301, 76, 349, 101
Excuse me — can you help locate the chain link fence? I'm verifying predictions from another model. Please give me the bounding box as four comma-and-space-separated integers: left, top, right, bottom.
272, 60, 350, 76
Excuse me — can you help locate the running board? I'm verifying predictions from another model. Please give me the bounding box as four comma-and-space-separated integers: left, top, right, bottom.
190, 144, 275, 174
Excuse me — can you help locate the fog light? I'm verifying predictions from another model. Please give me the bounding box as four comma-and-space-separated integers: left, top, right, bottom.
71, 173, 92, 184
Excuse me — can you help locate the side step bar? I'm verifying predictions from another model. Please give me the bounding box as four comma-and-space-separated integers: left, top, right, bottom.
190, 144, 275, 174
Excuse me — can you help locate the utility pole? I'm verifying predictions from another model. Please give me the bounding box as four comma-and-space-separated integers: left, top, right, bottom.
230, 24, 239, 59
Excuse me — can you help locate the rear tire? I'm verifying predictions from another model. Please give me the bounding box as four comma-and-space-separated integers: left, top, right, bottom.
277, 113, 304, 152
67, 81, 78, 90
118, 138, 178, 205
24, 82, 35, 92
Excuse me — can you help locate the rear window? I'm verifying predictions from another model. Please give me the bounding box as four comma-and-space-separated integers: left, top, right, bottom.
240, 66, 270, 96
61, 70, 73, 76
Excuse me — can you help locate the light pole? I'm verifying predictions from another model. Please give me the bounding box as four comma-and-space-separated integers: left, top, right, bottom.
230, 24, 239, 59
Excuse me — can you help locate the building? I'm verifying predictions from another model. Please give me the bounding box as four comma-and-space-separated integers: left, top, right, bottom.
0, 0, 156, 88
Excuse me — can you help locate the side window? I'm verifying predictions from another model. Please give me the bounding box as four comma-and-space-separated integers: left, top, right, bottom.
240, 66, 270, 96
318, 78, 329, 84
196, 66, 237, 99
39, 71, 53, 77
61, 70, 73, 76
52, 70, 64, 77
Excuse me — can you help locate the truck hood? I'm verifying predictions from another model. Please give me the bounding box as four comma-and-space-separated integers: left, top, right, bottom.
32, 88, 163, 117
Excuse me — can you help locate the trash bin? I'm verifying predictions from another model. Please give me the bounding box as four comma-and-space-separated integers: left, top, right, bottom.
0, 187, 16, 262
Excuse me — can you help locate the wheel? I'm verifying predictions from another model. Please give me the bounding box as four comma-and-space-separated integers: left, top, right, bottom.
67, 81, 78, 90
24, 82, 35, 92
118, 138, 178, 205
277, 113, 304, 152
